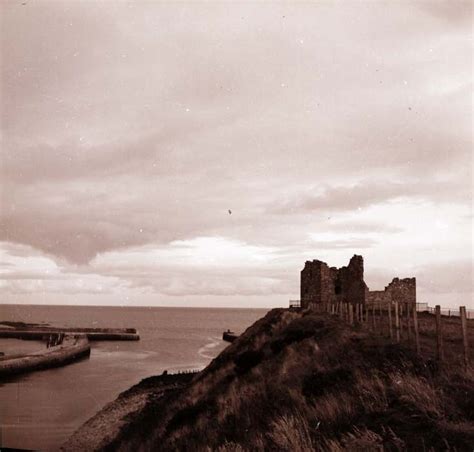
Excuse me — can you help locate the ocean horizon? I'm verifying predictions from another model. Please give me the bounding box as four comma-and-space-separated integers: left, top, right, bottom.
0, 304, 268, 451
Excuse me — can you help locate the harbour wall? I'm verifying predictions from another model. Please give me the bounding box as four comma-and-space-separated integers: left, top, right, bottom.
0, 328, 140, 341
0, 335, 91, 377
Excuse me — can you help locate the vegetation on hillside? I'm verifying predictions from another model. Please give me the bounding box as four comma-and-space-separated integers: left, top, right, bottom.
81, 309, 474, 451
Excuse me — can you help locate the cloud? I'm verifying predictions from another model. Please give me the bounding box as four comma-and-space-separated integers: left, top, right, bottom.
0, 238, 295, 297
325, 221, 403, 234
0, 2, 472, 306
270, 179, 469, 215
0, 242, 133, 295
415, 259, 473, 295
417, 1, 472, 26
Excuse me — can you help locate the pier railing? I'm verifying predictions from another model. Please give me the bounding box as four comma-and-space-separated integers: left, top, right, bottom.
289, 299, 301, 309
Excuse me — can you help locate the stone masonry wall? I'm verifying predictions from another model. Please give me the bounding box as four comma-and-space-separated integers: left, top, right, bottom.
335, 255, 367, 305
385, 277, 416, 306
300, 255, 367, 308
300, 255, 416, 310
366, 290, 392, 306
301, 260, 330, 308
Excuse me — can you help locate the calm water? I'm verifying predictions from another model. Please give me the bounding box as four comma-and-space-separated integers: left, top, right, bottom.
0, 304, 267, 451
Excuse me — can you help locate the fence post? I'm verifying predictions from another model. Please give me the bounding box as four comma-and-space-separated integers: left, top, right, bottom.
435, 305, 444, 362
377, 301, 382, 323
371, 304, 376, 331
399, 302, 406, 338
413, 304, 420, 355
407, 303, 412, 342
460, 306, 469, 368
395, 301, 400, 343
349, 304, 353, 325
388, 302, 393, 340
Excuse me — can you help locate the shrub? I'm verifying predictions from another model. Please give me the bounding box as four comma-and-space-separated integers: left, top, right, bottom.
389, 373, 443, 419
319, 427, 385, 451
302, 366, 354, 398
268, 413, 314, 451
233, 350, 264, 375
270, 318, 328, 354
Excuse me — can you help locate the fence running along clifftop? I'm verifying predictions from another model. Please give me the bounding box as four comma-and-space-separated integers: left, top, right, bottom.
289, 299, 473, 367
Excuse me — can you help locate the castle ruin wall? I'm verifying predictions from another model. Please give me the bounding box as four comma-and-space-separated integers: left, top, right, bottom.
300, 255, 416, 310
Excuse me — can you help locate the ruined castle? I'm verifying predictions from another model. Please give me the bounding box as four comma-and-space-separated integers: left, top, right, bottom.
300, 255, 415, 310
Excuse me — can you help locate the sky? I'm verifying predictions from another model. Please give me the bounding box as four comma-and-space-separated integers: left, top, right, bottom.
0, 1, 472, 308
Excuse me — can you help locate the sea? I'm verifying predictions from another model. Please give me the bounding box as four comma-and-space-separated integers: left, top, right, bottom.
0, 304, 267, 451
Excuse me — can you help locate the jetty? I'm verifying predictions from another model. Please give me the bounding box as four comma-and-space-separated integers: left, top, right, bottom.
0, 325, 140, 341
222, 330, 238, 343
0, 334, 91, 377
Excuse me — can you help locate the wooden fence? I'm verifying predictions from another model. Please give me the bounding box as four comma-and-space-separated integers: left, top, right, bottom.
290, 300, 472, 367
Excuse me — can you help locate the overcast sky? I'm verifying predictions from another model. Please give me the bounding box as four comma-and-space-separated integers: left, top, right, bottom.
1, 1, 472, 308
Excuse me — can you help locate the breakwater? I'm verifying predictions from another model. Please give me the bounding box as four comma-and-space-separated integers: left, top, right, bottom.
0, 327, 140, 341
222, 330, 238, 343
0, 335, 91, 377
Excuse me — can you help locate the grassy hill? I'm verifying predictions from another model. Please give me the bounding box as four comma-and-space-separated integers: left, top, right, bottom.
64, 308, 474, 451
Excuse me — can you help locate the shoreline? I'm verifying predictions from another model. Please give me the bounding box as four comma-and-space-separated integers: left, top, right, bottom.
61, 372, 197, 451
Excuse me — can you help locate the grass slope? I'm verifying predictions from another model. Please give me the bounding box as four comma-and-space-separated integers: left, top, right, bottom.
78, 308, 474, 451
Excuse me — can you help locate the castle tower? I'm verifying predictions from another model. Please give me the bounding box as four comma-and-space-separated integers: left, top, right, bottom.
300, 255, 367, 309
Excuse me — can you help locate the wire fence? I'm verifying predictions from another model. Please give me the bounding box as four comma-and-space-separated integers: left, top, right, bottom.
289, 300, 474, 318
289, 299, 472, 367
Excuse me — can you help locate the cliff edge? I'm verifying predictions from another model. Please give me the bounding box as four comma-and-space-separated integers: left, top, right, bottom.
63, 308, 474, 451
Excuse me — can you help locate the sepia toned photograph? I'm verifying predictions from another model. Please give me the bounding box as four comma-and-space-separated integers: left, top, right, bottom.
0, 1, 473, 451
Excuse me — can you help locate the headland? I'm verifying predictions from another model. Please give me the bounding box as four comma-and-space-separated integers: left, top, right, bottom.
62, 307, 474, 451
